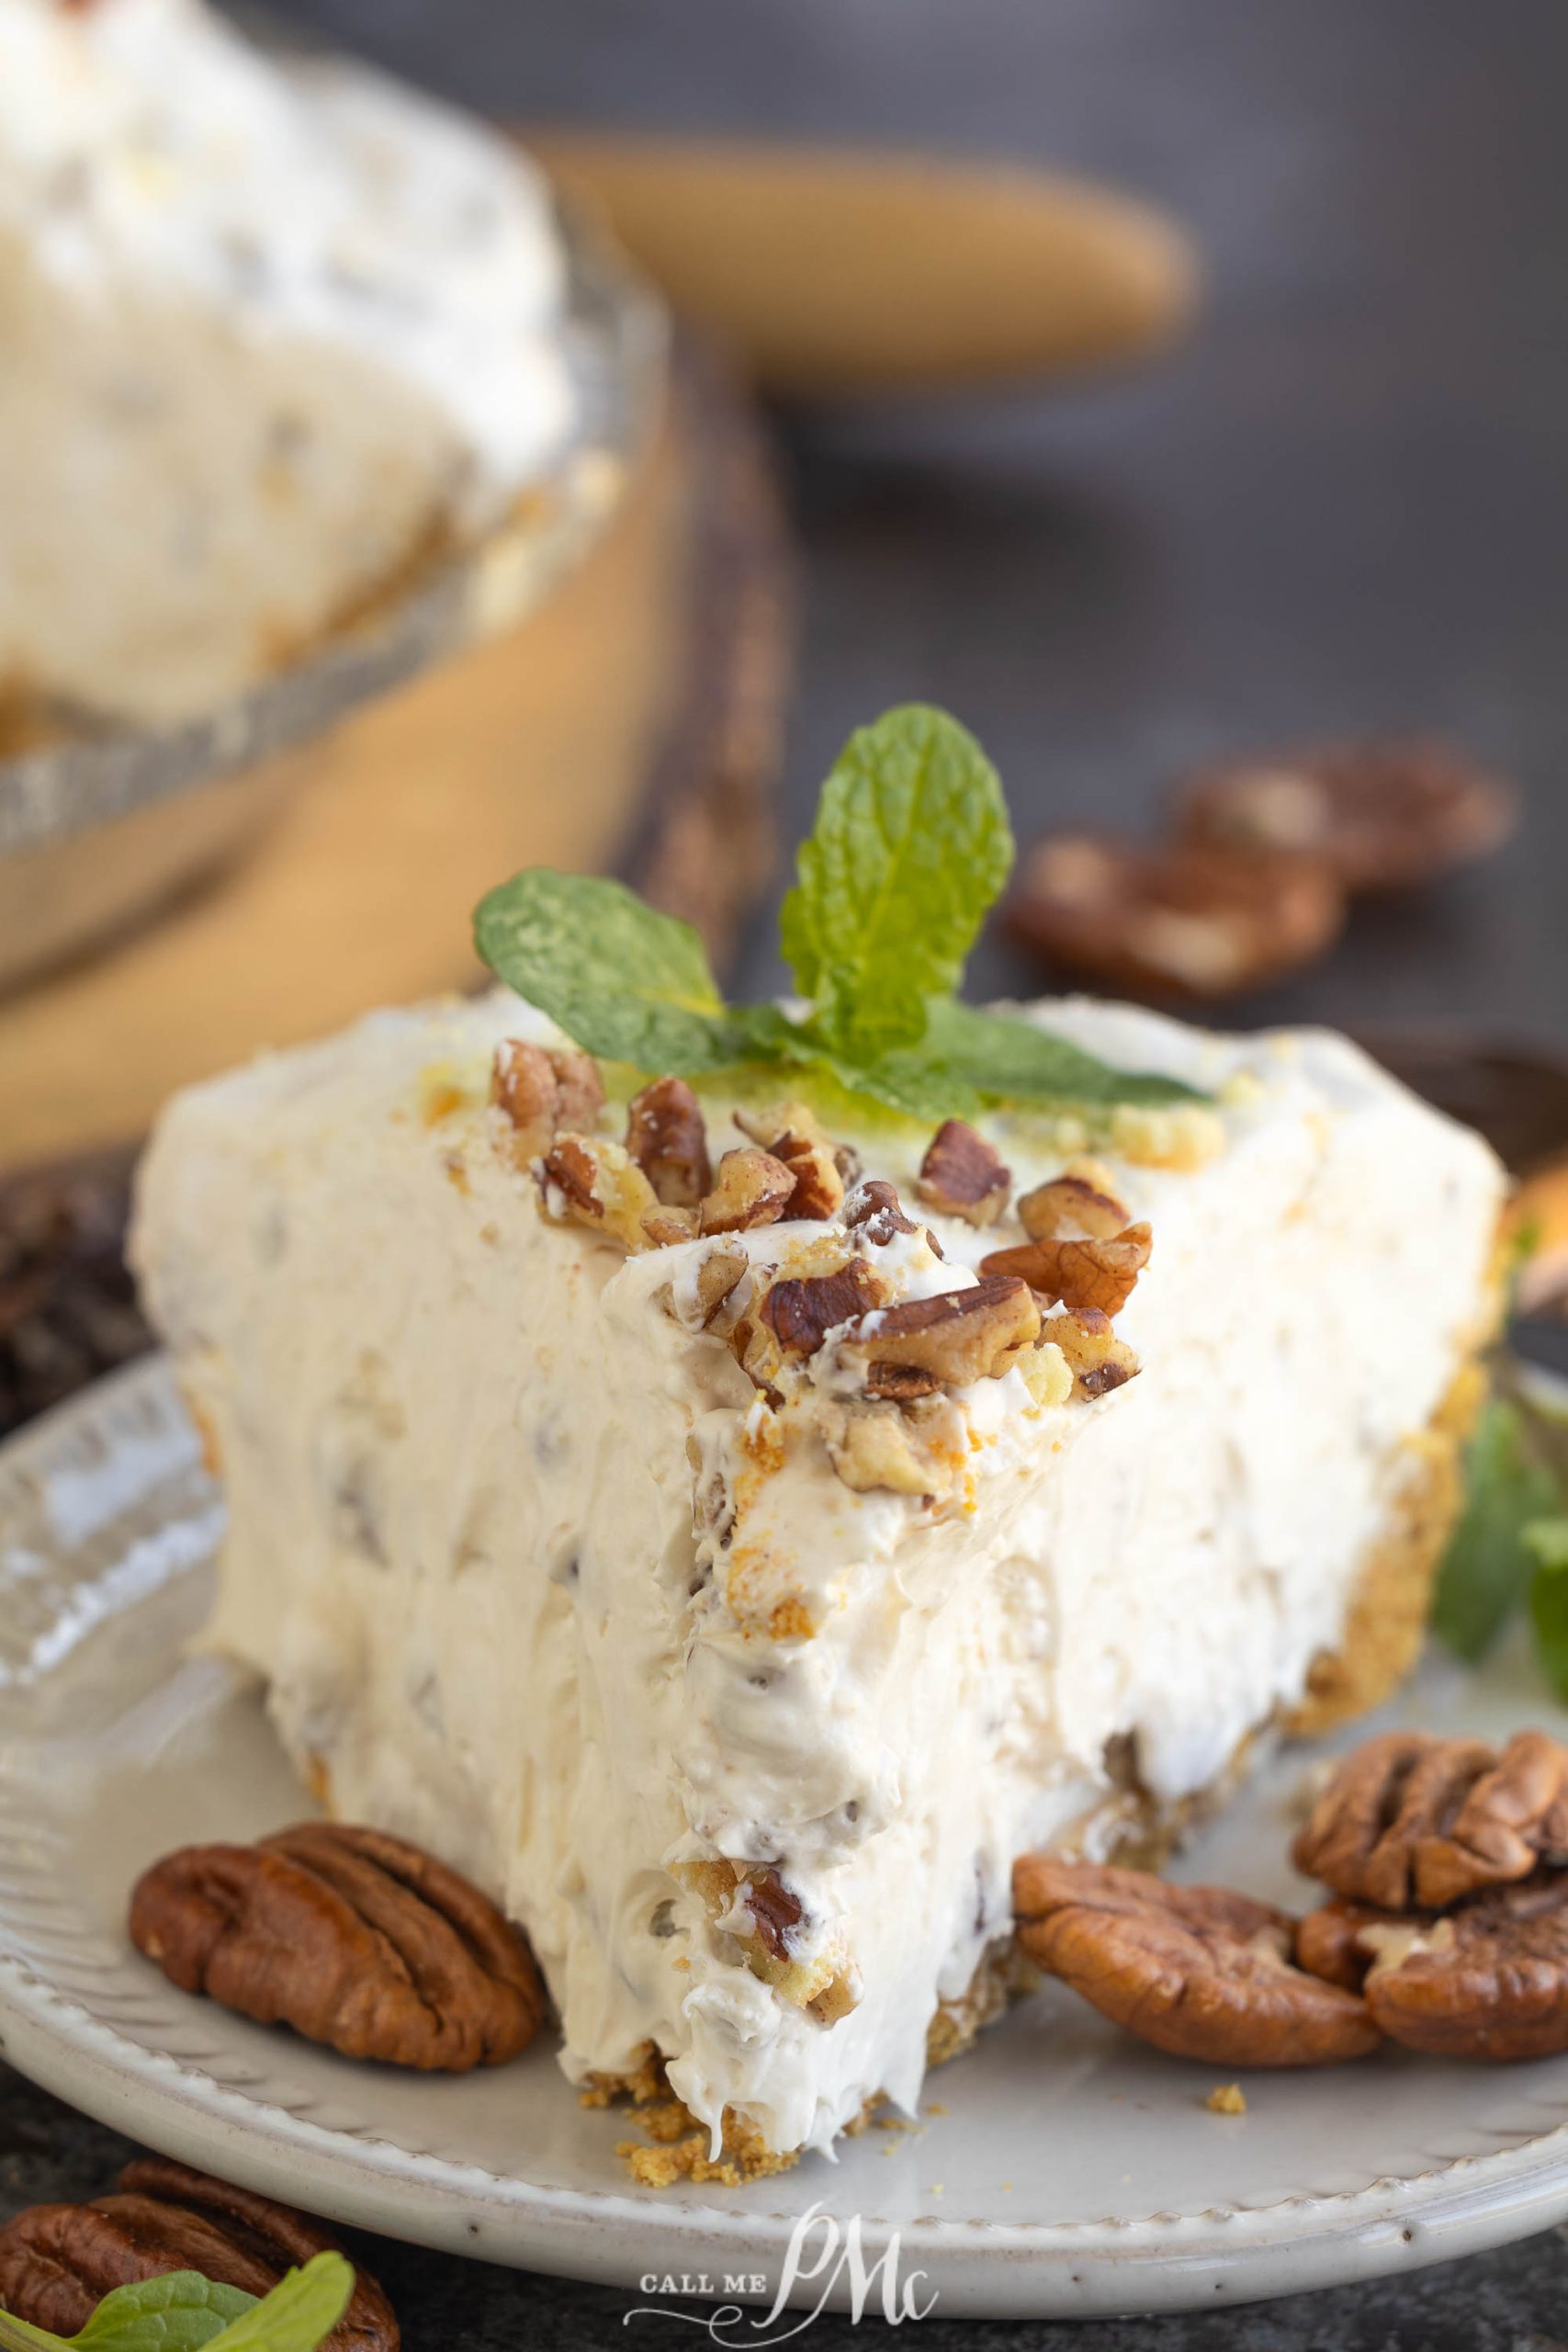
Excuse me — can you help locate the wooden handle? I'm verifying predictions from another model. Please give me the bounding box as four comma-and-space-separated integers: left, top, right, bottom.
525, 133, 1199, 396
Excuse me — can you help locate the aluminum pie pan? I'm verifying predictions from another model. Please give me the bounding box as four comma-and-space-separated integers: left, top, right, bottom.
0, 200, 666, 984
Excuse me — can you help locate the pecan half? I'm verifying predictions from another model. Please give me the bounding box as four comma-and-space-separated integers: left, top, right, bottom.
840, 1275, 1041, 1391
1012, 1857, 1378, 2066
130, 1822, 546, 2071
1008, 833, 1343, 1000
1173, 739, 1519, 894
842, 1178, 922, 1247
0, 2160, 396, 2348
699, 1148, 796, 1234
916, 1121, 1010, 1227
542, 1134, 659, 1250
1050, 1307, 1140, 1397
982, 1224, 1152, 1317
1292, 1729, 1568, 1911
491, 1040, 604, 1159
735, 1104, 845, 1220
1302, 1877, 1568, 2061
759, 1259, 886, 1355
626, 1078, 712, 1207
1294, 1896, 1406, 1993
1018, 1171, 1130, 1242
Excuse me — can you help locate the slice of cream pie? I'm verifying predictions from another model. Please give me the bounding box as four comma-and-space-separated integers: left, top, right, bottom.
132, 985, 1502, 2163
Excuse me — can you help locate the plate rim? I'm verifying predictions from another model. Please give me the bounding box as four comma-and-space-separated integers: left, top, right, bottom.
6, 1357, 1568, 2318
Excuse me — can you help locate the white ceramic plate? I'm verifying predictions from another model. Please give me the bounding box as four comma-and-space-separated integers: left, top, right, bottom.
6, 1358, 1568, 2322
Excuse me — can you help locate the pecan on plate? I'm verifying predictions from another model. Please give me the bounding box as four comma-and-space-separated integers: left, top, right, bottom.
1012, 1857, 1379, 2066
982, 1224, 1152, 1318
699, 1147, 797, 1235
130, 1822, 546, 2070
1173, 739, 1519, 894
626, 1078, 712, 1208
491, 1040, 604, 1159
839, 1275, 1041, 1396
916, 1121, 1010, 1227
735, 1103, 847, 1220
0, 2158, 396, 2348
1329, 1876, 1568, 2061
1292, 1729, 1568, 1911
1007, 833, 1343, 1000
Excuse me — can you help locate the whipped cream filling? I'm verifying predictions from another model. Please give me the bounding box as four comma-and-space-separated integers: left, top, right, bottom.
131, 990, 1503, 2157
0, 0, 574, 725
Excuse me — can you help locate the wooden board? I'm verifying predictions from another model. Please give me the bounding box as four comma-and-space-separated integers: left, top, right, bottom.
0, 344, 790, 1173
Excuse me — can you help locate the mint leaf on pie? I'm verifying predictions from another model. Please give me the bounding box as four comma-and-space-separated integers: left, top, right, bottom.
903, 1000, 1204, 1110
474, 869, 755, 1075
1432, 1398, 1562, 1661
0, 2254, 356, 2352
779, 705, 1013, 1060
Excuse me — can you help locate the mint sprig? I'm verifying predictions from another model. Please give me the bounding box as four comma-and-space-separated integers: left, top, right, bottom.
1431, 1364, 1568, 1702
475, 704, 1201, 1123
0, 2254, 353, 2352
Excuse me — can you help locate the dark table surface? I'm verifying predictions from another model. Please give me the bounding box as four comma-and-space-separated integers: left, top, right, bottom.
12, 1, 1568, 2343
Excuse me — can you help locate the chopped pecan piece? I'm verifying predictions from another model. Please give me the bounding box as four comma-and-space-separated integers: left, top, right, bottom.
699, 1147, 796, 1234
1049, 1306, 1140, 1397
982, 1224, 1152, 1317
1012, 1857, 1378, 2066
1018, 1171, 1130, 1242
1008, 833, 1343, 1000
1313, 1877, 1568, 2061
1173, 739, 1519, 894
643, 1207, 699, 1247
735, 1103, 845, 1220
542, 1134, 660, 1251
840, 1275, 1041, 1391
626, 1078, 712, 1207
760, 1258, 887, 1354
1292, 1729, 1568, 1911
130, 1822, 546, 2071
824, 1394, 964, 1498
740, 1866, 805, 1961
0, 2160, 397, 2348
842, 1178, 921, 1246
491, 1040, 604, 1159
916, 1121, 1011, 1227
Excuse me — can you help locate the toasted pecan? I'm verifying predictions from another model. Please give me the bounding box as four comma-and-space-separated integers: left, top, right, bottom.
0, 2161, 397, 2348
840, 1275, 1041, 1391
1049, 1307, 1140, 1397
542, 1134, 660, 1250
491, 1040, 604, 1159
1012, 1857, 1378, 2066
916, 1121, 1011, 1227
130, 1822, 545, 2071
1018, 1172, 1130, 1242
982, 1224, 1152, 1317
1347, 1876, 1568, 2061
760, 1259, 887, 1355
1292, 1729, 1568, 1912
735, 1103, 847, 1220
626, 1078, 712, 1207
699, 1148, 797, 1234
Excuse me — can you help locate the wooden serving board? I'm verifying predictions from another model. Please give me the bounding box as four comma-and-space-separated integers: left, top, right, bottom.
0, 343, 791, 1174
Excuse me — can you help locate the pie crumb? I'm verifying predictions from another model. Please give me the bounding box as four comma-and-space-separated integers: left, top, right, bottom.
1205, 2083, 1247, 2116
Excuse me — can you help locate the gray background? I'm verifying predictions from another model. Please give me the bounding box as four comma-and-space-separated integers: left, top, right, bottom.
10, 2, 1568, 2343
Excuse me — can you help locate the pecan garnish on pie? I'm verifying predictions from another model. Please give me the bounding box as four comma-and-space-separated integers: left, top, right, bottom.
626, 1077, 712, 1207
735, 1103, 848, 1220
1012, 1857, 1378, 2065
842, 1178, 924, 1248
759, 1259, 888, 1356
541, 1134, 659, 1251
699, 1147, 797, 1235
982, 1224, 1152, 1317
491, 1039, 604, 1160
1292, 1729, 1568, 1911
916, 1121, 1010, 1227
0, 2159, 397, 2348
840, 1275, 1041, 1394
1048, 1306, 1140, 1397
130, 1822, 546, 2070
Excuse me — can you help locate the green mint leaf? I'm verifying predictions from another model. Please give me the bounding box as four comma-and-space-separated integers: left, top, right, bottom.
474, 870, 759, 1076
201, 2256, 353, 2352
0, 2272, 256, 2352
779, 706, 1013, 1060
1528, 1518, 1568, 1702
911, 1000, 1205, 1110
1432, 1399, 1562, 1661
